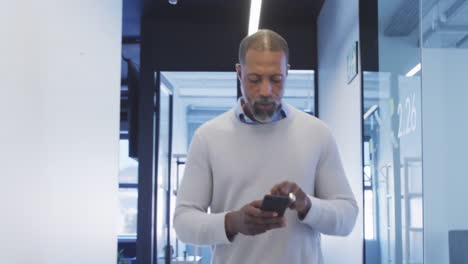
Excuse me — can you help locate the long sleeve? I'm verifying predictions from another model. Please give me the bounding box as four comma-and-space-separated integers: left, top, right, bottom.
300, 131, 359, 236
173, 131, 231, 246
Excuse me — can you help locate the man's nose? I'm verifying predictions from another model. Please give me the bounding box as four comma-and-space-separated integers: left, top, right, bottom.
259, 80, 273, 97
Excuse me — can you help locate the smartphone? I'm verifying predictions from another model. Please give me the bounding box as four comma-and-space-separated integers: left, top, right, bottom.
260, 194, 290, 217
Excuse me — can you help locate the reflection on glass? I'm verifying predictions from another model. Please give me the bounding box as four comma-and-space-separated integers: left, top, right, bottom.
119, 139, 138, 184
156, 82, 172, 263
118, 188, 138, 237
363, 69, 423, 263
409, 231, 423, 262
118, 139, 138, 240
172, 156, 187, 261
363, 0, 428, 264
363, 0, 425, 263
364, 190, 375, 240
410, 198, 423, 229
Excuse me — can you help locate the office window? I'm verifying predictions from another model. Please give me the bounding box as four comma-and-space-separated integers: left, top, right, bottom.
283, 70, 315, 115
118, 139, 138, 239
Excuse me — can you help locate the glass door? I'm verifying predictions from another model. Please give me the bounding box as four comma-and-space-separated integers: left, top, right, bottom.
163, 71, 238, 264
155, 74, 173, 264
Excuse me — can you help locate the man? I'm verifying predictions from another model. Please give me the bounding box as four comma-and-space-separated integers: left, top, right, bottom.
173, 29, 358, 264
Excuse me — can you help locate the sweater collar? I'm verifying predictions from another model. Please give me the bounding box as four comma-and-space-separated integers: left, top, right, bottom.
235, 97, 288, 125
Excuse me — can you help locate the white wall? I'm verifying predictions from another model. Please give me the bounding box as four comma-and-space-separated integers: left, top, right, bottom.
422, 48, 468, 264
0, 1, 122, 263
317, 1, 363, 264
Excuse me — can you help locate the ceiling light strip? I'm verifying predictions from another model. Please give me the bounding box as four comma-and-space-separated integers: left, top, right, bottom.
248, 0, 262, 35
406, 63, 421, 77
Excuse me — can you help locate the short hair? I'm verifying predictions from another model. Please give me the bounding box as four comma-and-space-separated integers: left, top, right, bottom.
238, 29, 289, 65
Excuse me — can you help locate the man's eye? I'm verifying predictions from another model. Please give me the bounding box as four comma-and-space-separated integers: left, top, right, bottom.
249, 78, 260, 83
271, 77, 283, 83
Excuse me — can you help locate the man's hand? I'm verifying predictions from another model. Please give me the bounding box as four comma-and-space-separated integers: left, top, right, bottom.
225, 200, 286, 240
270, 181, 311, 219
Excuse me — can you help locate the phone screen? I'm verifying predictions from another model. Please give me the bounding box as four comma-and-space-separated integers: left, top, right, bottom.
260, 195, 290, 217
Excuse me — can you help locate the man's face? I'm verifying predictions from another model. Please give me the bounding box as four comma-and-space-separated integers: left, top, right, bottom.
237, 49, 288, 123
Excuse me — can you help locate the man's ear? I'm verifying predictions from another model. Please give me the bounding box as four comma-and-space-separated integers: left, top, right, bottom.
286, 64, 291, 76
236, 63, 242, 80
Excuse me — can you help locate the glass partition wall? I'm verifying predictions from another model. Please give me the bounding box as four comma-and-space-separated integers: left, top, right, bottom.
156, 81, 173, 264
364, 0, 468, 263
363, 0, 423, 263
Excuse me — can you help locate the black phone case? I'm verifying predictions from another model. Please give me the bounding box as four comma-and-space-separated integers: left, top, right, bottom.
260, 195, 290, 217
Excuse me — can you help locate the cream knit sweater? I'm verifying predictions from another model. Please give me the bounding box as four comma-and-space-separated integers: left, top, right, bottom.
174, 104, 358, 264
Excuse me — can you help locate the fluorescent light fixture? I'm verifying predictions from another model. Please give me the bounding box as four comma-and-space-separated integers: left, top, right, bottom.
363, 105, 378, 120
406, 63, 421, 77
248, 0, 262, 35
